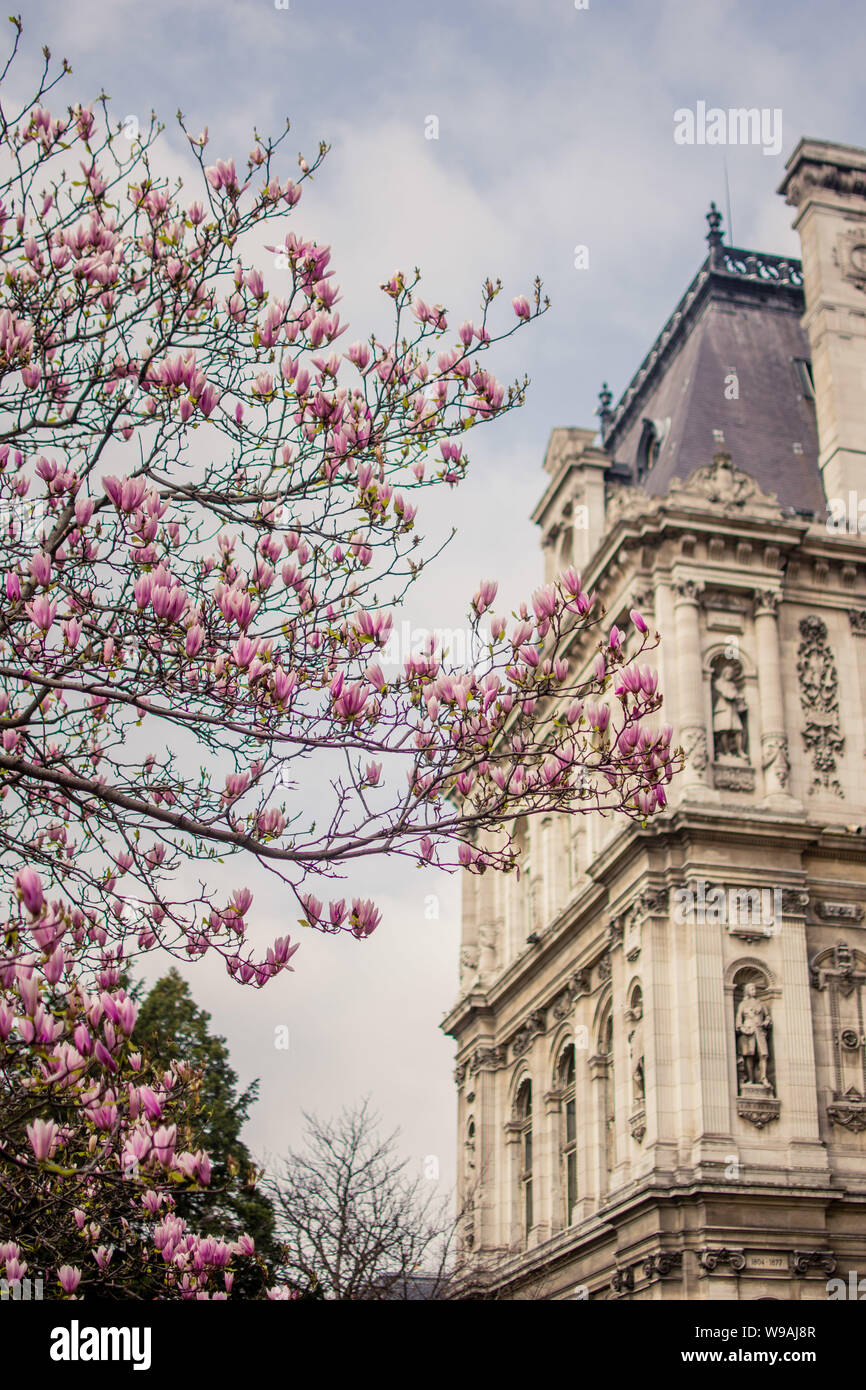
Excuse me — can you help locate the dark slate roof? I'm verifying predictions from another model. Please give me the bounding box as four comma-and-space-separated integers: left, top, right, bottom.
598, 237, 824, 515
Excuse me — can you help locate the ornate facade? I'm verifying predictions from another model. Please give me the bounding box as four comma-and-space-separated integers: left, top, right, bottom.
442, 138, 866, 1299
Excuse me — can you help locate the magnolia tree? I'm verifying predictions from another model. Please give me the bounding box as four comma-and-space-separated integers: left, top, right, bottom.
0, 25, 678, 1299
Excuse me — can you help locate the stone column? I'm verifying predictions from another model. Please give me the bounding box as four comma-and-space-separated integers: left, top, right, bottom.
754, 588, 795, 804
778, 139, 866, 506
474, 1050, 504, 1251
587, 1052, 610, 1201
673, 577, 711, 794
543, 1087, 563, 1236
848, 609, 866, 763
653, 575, 677, 733
777, 898, 828, 1175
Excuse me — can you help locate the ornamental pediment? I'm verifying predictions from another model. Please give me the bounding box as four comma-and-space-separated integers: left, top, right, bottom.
667, 451, 782, 515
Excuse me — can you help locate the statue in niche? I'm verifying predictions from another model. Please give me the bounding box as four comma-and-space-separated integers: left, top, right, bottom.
712, 660, 749, 760
736, 982, 773, 1090
628, 996, 645, 1103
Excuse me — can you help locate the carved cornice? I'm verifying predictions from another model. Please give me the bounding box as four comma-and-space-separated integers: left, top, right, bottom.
792, 1250, 837, 1277
782, 157, 866, 211
642, 1252, 683, 1281
610, 1266, 635, 1293
699, 1248, 746, 1275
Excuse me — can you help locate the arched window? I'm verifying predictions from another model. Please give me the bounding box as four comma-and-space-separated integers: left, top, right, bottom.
558, 1045, 577, 1225
635, 416, 668, 482
515, 1079, 533, 1241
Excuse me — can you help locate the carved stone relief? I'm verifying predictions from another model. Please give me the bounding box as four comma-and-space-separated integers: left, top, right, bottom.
797, 616, 845, 796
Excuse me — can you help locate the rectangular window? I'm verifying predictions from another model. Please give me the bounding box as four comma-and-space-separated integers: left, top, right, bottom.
566, 1097, 576, 1145
524, 1180, 533, 1236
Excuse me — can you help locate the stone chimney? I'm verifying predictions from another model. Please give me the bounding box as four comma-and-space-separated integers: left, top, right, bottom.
778, 138, 866, 507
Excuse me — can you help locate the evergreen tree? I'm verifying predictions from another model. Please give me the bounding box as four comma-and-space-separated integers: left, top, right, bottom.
134, 970, 279, 1273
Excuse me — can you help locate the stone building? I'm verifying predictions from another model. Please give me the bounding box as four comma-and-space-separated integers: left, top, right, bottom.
442, 138, 866, 1300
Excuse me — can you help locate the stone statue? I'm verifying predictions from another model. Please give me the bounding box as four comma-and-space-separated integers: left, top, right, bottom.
478, 922, 498, 977
459, 947, 479, 992
736, 983, 772, 1089
628, 999, 645, 1103
712, 662, 748, 760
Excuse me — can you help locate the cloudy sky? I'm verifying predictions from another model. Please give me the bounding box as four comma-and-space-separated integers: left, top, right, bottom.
17, 0, 864, 1200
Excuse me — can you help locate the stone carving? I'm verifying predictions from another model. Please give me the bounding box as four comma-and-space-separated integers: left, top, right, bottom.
607, 919, 624, 950
736, 983, 773, 1090
674, 577, 704, 605
629, 1110, 646, 1143
792, 1251, 837, 1277
705, 590, 751, 614
681, 727, 709, 774
836, 228, 866, 292
848, 609, 866, 636
761, 735, 790, 789
511, 1009, 546, 1059
597, 954, 612, 982
712, 660, 749, 760
797, 616, 845, 796
783, 158, 866, 209
468, 1045, 506, 1074
552, 969, 591, 1018
605, 486, 662, 527
459, 947, 480, 992
699, 1248, 746, 1274
713, 764, 755, 792
780, 889, 809, 916
737, 1095, 781, 1128
478, 921, 498, 975
670, 451, 770, 508
628, 997, 645, 1104
454, 1063, 467, 1087
643, 1252, 683, 1280
827, 1101, 866, 1132
754, 588, 781, 615
610, 1266, 634, 1293
639, 887, 669, 915
816, 901, 864, 922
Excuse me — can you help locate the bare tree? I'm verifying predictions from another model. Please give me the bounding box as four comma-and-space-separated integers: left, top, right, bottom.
270, 1099, 458, 1300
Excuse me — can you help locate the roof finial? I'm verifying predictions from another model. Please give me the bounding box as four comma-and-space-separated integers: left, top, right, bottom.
706, 201, 725, 267
597, 381, 613, 434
